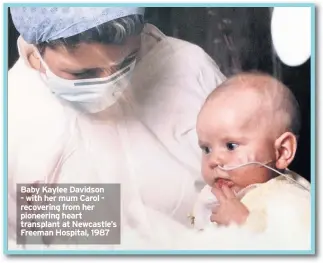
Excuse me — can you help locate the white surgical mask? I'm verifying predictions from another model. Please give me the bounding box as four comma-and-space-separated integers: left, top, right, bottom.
36, 49, 136, 113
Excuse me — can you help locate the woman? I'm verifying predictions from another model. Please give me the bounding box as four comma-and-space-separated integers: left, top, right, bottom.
8, 7, 225, 248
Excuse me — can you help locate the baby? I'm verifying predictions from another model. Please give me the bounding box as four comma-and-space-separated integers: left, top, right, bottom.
191, 72, 311, 234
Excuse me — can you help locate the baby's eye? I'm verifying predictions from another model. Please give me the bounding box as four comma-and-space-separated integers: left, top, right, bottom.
226, 142, 239, 151
200, 146, 212, 155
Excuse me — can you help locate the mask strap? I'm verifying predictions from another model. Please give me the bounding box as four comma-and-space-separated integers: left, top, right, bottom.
33, 47, 52, 76
34, 48, 46, 67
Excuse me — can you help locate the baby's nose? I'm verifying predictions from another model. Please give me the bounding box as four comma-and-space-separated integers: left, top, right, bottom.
209, 159, 219, 170
208, 152, 223, 170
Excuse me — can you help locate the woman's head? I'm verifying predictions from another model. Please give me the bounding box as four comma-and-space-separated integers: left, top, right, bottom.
11, 7, 145, 79
11, 7, 145, 113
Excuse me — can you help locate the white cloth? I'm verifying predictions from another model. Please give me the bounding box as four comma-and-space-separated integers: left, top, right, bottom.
8, 23, 226, 248
190, 174, 311, 250
192, 170, 311, 231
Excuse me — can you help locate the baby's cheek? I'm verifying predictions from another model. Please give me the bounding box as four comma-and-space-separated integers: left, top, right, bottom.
232, 167, 272, 188
201, 163, 214, 186
226, 152, 249, 167
230, 167, 259, 187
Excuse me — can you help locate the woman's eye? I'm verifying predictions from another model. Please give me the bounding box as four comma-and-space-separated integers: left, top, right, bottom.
117, 55, 136, 69
71, 70, 98, 79
226, 142, 239, 151
201, 146, 212, 155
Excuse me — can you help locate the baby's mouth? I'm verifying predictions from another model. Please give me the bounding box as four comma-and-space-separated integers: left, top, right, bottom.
214, 178, 234, 188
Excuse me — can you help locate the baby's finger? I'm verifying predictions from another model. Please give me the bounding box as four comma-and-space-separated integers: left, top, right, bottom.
221, 185, 236, 199
211, 203, 220, 214
210, 213, 220, 223
211, 186, 226, 203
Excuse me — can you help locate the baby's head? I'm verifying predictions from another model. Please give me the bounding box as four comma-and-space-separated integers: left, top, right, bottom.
197, 72, 301, 193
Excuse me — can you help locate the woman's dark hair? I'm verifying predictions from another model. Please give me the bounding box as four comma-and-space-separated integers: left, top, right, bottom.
36, 14, 144, 55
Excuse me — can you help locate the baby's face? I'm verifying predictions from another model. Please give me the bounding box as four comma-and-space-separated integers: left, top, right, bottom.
197, 89, 277, 193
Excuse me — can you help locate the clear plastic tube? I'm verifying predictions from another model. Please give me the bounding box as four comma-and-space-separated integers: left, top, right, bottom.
218, 161, 310, 191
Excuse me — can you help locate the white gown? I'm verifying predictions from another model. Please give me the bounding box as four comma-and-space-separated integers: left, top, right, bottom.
7, 23, 226, 249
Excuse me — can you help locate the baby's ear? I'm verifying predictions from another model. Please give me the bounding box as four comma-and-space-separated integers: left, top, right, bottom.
274, 132, 297, 169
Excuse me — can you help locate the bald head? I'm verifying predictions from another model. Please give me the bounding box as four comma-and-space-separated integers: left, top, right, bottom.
205, 72, 301, 137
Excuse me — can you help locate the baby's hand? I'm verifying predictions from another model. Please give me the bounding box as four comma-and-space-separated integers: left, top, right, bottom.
210, 185, 249, 226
